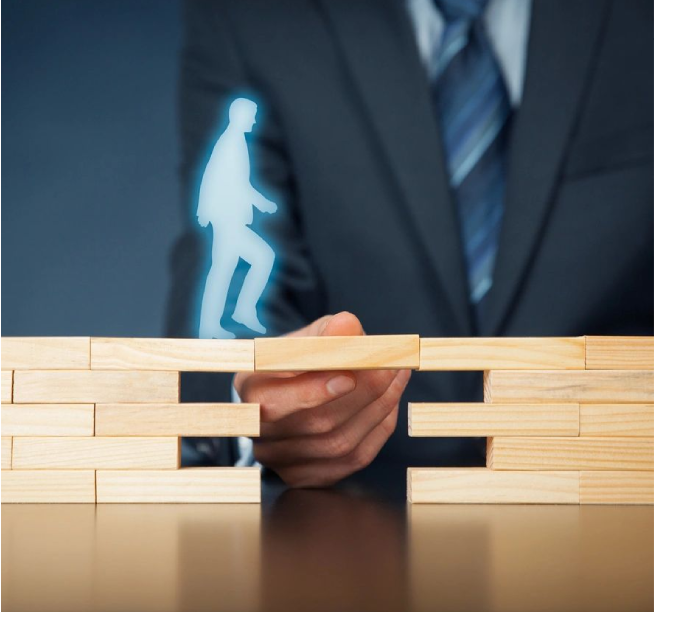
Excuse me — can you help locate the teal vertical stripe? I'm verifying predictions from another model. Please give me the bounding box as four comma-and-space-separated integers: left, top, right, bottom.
654, 404, 673, 437
654, 472, 673, 503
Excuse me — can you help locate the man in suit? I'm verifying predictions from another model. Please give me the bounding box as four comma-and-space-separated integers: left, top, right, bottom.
167, 0, 653, 486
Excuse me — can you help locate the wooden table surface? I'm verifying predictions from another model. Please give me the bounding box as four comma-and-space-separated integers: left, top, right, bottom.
1, 484, 653, 611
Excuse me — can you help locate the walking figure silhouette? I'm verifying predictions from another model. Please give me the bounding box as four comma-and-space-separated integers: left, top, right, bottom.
197, 98, 277, 338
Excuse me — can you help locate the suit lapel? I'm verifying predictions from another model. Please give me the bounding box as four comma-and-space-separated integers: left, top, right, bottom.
318, 0, 474, 334
483, 0, 610, 335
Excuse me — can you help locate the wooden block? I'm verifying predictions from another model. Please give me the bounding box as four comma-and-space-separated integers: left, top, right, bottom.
2, 437, 12, 469
407, 468, 579, 504
96, 468, 261, 503
2, 371, 12, 403
419, 337, 585, 370
1, 337, 90, 369
487, 437, 653, 471
254, 335, 420, 371
90, 337, 254, 372
580, 471, 653, 505
12, 437, 180, 470
95, 403, 260, 437
2, 470, 95, 503
585, 336, 653, 370
13, 370, 180, 403
2, 404, 94, 436
579, 404, 654, 437
409, 403, 579, 437
484, 370, 653, 403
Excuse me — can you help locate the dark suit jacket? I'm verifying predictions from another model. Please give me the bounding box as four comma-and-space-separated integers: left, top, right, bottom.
167, 0, 654, 469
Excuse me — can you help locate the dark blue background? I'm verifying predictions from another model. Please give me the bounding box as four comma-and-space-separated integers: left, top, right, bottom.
2, 0, 182, 336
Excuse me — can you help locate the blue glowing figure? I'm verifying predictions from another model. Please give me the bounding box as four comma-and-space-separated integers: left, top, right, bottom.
197, 98, 277, 338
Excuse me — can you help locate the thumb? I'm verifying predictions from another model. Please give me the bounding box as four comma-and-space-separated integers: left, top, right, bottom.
287, 311, 365, 338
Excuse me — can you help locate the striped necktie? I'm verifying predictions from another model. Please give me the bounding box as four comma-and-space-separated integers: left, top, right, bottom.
432, 0, 511, 310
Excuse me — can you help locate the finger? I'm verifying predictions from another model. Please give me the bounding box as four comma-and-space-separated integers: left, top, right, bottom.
234, 312, 370, 421
234, 311, 364, 388
239, 370, 357, 423
271, 404, 400, 488
254, 369, 410, 465
285, 311, 364, 338
259, 367, 406, 440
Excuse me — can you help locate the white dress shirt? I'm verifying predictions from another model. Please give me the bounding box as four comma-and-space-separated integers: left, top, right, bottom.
407, 0, 532, 105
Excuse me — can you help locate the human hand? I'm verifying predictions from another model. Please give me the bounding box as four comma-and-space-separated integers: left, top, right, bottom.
233, 312, 411, 487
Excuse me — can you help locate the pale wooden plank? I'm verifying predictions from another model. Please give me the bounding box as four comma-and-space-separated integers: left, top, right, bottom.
96, 468, 261, 503
90, 337, 254, 372
484, 370, 653, 403
2, 470, 95, 503
1, 371, 12, 403
2, 404, 94, 437
254, 335, 420, 371
2, 436, 12, 469
13, 370, 179, 404
12, 437, 180, 470
580, 471, 653, 505
408, 403, 579, 437
407, 468, 579, 504
1, 337, 90, 369
579, 404, 654, 437
95, 403, 260, 437
419, 337, 585, 370
487, 437, 653, 471
585, 336, 653, 370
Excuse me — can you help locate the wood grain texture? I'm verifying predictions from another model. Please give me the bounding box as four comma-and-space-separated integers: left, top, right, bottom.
585, 336, 653, 369
407, 468, 580, 504
579, 404, 654, 437
2, 437, 11, 469
2, 404, 94, 437
419, 337, 585, 370
487, 437, 653, 471
484, 370, 653, 403
408, 403, 579, 437
254, 335, 420, 371
12, 437, 180, 470
580, 471, 653, 505
13, 370, 180, 404
1, 337, 90, 369
96, 468, 261, 503
95, 403, 260, 437
90, 337, 254, 372
2, 470, 95, 503
1, 371, 12, 403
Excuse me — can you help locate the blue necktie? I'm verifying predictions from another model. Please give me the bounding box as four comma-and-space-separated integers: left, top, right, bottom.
432, 0, 511, 308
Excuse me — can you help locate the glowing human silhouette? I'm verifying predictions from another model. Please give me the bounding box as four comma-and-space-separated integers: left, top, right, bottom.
197, 98, 277, 338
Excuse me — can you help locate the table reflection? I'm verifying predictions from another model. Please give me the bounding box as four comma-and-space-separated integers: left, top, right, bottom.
408, 505, 653, 611
1, 493, 653, 611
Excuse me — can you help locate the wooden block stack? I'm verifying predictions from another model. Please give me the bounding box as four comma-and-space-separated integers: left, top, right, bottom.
2, 334, 654, 505
408, 336, 654, 505
1, 337, 261, 503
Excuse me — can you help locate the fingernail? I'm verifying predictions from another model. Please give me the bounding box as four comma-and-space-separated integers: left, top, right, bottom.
326, 375, 356, 396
